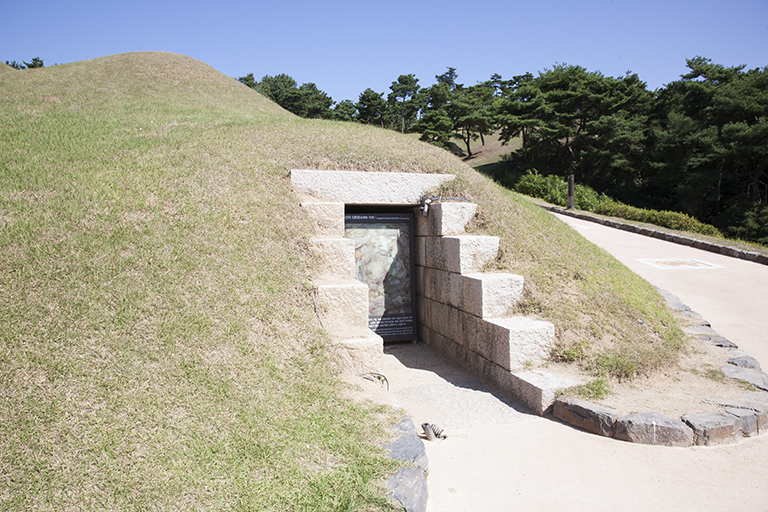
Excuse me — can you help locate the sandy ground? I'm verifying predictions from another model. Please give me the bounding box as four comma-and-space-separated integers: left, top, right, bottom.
364, 212, 768, 511
379, 342, 768, 511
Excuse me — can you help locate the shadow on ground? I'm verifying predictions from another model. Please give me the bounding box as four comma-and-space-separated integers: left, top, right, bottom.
383, 342, 533, 430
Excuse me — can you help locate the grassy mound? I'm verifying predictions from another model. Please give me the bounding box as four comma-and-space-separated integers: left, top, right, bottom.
1, 52, 684, 510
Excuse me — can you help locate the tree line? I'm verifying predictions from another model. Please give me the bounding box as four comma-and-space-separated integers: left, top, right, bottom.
237, 67, 496, 157
5, 56, 764, 242
239, 58, 767, 243
4, 57, 44, 69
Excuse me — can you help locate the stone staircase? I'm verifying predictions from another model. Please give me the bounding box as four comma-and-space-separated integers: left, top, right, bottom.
414, 202, 577, 414
301, 200, 384, 373
293, 170, 578, 414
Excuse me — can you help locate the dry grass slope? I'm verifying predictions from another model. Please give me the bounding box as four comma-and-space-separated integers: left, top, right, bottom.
1, 52, 692, 510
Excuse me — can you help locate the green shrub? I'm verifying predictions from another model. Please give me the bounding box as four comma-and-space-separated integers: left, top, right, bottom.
514, 172, 607, 212
510, 170, 726, 240
574, 184, 605, 212
515, 171, 568, 206
594, 200, 723, 237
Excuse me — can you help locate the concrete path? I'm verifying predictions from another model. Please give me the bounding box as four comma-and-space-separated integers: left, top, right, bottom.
552, 213, 768, 366
382, 213, 768, 511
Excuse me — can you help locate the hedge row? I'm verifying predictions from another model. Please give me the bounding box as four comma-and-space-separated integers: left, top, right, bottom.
593, 200, 723, 237
513, 172, 723, 238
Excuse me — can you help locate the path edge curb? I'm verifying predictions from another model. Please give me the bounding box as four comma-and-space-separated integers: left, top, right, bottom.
539, 204, 768, 266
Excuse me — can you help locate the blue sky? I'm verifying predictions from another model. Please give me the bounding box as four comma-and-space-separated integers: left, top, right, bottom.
3, 0, 767, 103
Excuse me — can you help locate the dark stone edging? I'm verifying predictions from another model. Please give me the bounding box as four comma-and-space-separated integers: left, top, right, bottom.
538, 204, 768, 266
383, 417, 428, 512
553, 395, 768, 447
552, 289, 768, 447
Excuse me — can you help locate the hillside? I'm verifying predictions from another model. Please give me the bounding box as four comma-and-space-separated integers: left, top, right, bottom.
1, 52, 689, 510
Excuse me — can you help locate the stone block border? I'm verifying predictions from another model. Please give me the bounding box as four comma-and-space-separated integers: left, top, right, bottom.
550, 289, 768, 447
531, 204, 768, 446
383, 417, 428, 512
552, 394, 768, 448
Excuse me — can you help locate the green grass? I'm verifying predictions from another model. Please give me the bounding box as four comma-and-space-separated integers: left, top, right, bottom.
478, 186, 687, 380
1, 52, 689, 509
688, 365, 727, 383
1, 53, 402, 511
566, 378, 612, 401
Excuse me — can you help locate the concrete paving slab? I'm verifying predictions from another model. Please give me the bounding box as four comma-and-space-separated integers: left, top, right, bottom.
423, 418, 768, 511
384, 341, 768, 511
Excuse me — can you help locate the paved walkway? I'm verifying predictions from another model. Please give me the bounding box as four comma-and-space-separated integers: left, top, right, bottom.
553, 213, 768, 365
382, 213, 768, 511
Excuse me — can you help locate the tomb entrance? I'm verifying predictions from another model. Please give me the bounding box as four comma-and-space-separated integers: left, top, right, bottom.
291, 169, 572, 415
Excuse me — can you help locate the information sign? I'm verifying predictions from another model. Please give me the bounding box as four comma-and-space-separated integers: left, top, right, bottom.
345, 213, 416, 342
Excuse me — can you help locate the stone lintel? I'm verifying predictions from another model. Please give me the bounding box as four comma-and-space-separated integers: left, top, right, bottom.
291, 169, 455, 205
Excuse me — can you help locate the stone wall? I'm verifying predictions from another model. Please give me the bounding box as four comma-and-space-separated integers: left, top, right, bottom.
414, 202, 574, 414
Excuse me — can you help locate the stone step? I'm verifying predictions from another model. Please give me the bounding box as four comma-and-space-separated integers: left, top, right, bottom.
309, 237, 356, 278
300, 201, 345, 238
331, 330, 384, 373
419, 297, 554, 372
416, 235, 500, 274
505, 369, 579, 416
417, 266, 524, 318
415, 201, 477, 237
314, 276, 370, 337
420, 326, 578, 415
481, 317, 555, 372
